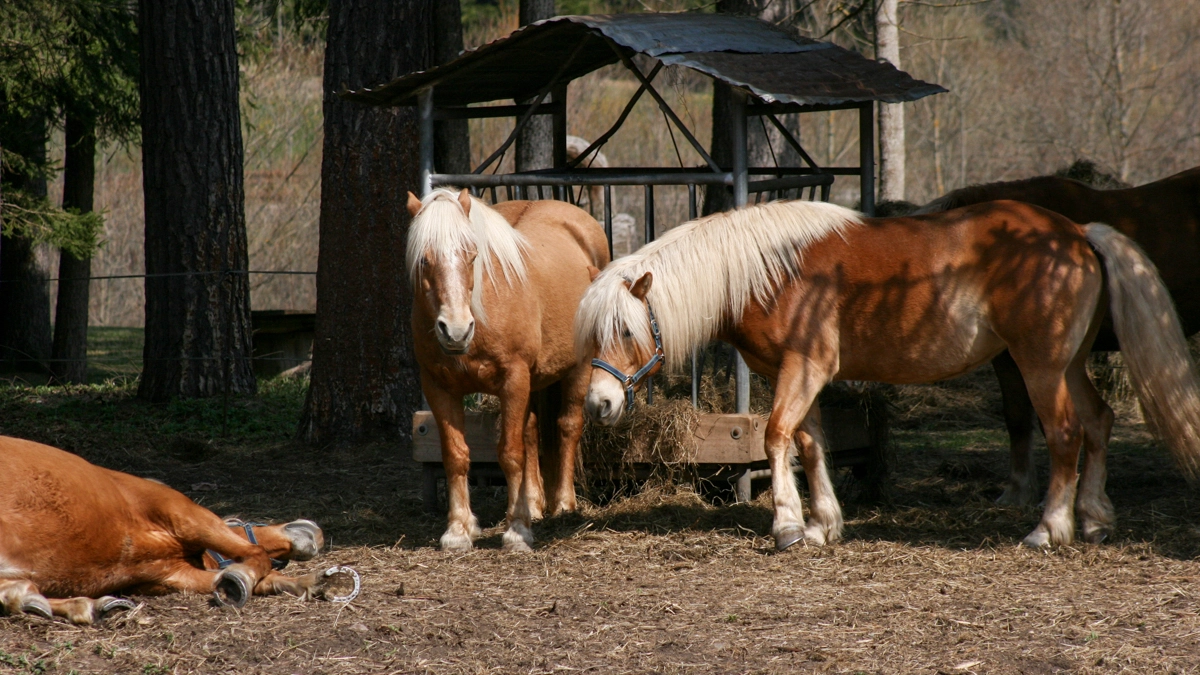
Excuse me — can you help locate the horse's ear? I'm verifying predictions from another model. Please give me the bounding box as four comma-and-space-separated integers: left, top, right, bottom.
587, 265, 601, 282
628, 271, 653, 300
407, 192, 422, 217
457, 189, 472, 218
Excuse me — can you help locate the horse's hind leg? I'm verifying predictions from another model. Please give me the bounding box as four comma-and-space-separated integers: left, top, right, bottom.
993, 351, 1041, 506
47, 596, 136, 625
1, 580, 134, 625
0, 579, 53, 621
1067, 357, 1115, 543
1017, 370, 1084, 548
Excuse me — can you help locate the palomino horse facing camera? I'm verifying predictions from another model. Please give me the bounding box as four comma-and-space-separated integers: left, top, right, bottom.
0, 435, 353, 625
576, 199, 1200, 551
916, 166, 1200, 506
407, 188, 609, 551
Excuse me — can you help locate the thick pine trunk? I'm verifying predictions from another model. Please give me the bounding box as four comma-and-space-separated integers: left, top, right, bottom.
137, 0, 255, 402
515, 0, 555, 172
50, 115, 95, 385
433, 0, 470, 174
298, 0, 435, 444
0, 116, 52, 373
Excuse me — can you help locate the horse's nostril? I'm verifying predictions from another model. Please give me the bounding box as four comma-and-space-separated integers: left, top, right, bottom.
437, 319, 449, 337
600, 399, 612, 418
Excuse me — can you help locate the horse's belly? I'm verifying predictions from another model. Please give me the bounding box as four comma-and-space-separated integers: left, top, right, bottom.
837, 308, 1004, 384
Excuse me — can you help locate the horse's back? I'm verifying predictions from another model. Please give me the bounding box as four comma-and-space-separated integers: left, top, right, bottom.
485, 200, 609, 383
810, 201, 1101, 382
492, 199, 609, 269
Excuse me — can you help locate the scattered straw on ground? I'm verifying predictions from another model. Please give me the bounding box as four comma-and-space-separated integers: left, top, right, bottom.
2, 363, 1200, 673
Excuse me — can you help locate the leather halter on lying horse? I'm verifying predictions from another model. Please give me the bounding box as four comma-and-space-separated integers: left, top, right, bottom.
207, 520, 292, 571
0, 435, 359, 624
205, 519, 361, 606
590, 302, 664, 411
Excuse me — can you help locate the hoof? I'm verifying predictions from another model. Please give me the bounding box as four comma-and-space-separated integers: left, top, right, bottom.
440, 531, 474, 552
774, 527, 805, 552
315, 566, 361, 603
213, 567, 252, 608
21, 595, 52, 620
502, 527, 534, 552
283, 520, 324, 561
1021, 528, 1051, 549
1081, 524, 1110, 545
96, 596, 136, 620
996, 480, 1037, 507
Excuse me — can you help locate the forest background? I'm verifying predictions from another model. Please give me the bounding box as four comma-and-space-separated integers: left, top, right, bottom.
36, 0, 1200, 328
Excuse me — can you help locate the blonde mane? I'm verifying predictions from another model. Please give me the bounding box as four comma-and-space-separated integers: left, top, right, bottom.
406, 188, 528, 322
575, 199, 861, 370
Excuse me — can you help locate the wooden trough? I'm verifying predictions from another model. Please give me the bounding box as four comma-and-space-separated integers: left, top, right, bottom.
414, 403, 886, 512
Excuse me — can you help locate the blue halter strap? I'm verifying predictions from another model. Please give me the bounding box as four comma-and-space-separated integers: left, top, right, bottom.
591, 302, 664, 411
207, 520, 289, 571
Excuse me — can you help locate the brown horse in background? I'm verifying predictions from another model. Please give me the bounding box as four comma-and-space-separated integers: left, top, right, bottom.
917, 166, 1200, 505
0, 435, 348, 624
577, 199, 1200, 551
407, 188, 609, 552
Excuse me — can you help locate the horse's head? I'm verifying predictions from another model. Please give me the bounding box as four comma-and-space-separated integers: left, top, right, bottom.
578, 269, 663, 426
408, 189, 478, 354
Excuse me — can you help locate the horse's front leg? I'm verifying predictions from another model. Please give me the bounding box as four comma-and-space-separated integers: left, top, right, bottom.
423, 372, 480, 551
993, 351, 1041, 506
765, 352, 837, 551
498, 369, 536, 551
794, 405, 844, 545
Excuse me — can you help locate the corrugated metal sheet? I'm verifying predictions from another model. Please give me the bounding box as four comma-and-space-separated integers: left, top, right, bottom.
343, 14, 944, 109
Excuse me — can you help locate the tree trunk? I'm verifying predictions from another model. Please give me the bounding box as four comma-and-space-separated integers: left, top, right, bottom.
515, 0, 555, 172
0, 116, 52, 374
703, 0, 760, 216
875, 0, 905, 202
50, 115, 95, 385
298, 0, 434, 444
434, 0, 470, 174
137, 0, 255, 402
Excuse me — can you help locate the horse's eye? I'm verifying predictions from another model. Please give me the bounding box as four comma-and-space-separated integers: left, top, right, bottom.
622, 328, 632, 338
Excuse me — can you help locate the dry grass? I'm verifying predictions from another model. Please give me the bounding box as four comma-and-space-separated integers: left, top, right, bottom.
5, 357, 1200, 673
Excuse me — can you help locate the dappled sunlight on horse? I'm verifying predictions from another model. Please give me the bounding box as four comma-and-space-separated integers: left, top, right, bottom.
0, 436, 349, 625
918, 166, 1200, 506
407, 188, 609, 552
576, 199, 1200, 551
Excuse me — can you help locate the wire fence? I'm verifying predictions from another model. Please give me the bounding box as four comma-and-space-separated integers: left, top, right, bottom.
0, 269, 318, 376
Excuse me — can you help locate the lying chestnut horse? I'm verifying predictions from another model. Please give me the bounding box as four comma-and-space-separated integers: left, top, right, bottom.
0, 435, 339, 624
916, 166, 1200, 505
407, 188, 609, 551
577, 199, 1200, 550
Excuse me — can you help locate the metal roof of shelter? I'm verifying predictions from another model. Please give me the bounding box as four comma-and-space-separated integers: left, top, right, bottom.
344, 13, 945, 109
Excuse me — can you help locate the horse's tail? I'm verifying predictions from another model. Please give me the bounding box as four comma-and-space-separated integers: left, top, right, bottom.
1085, 223, 1200, 480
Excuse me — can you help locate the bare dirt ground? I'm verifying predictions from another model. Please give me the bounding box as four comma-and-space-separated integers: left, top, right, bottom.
2, 367, 1199, 674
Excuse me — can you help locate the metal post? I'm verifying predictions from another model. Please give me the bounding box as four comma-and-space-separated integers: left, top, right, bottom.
643, 184, 655, 244
731, 89, 751, 415
859, 102, 876, 216
644, 184, 655, 404
604, 184, 614, 261
418, 89, 436, 196
552, 84, 568, 170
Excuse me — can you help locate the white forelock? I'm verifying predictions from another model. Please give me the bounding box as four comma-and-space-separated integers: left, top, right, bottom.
406, 188, 528, 322
575, 199, 861, 370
